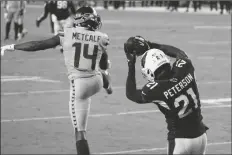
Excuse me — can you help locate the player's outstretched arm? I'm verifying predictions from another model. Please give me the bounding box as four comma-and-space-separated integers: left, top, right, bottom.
1, 35, 60, 56
14, 35, 60, 51
124, 44, 149, 104
148, 41, 188, 59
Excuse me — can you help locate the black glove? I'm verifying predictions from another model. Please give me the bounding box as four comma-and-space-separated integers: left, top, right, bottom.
133, 36, 150, 56
124, 43, 136, 65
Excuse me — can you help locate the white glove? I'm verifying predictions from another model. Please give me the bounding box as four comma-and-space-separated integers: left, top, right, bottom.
1, 44, 15, 56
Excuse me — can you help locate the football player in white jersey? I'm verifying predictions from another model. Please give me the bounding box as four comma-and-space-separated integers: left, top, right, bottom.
3, 0, 26, 41
1, 6, 112, 155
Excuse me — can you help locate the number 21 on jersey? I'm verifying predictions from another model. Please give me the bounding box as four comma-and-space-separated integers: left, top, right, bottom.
174, 87, 198, 118
72, 43, 98, 70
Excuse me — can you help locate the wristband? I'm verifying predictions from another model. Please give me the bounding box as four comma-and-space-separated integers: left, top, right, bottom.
8, 44, 15, 50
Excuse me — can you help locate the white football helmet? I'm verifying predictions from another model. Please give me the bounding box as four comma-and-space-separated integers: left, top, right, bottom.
141, 49, 170, 82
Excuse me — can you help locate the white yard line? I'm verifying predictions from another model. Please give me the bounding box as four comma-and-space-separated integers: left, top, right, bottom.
1, 77, 60, 83
1, 81, 231, 96
94, 141, 231, 154
189, 41, 230, 45
194, 26, 231, 30
1, 53, 230, 62
1, 104, 231, 123
201, 98, 231, 104
1, 76, 61, 83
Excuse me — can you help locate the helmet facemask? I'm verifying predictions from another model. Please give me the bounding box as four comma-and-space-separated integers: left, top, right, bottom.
74, 13, 102, 30
74, 7, 102, 31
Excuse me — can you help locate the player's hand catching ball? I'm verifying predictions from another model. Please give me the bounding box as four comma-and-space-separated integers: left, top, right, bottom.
124, 42, 136, 65
1, 44, 15, 56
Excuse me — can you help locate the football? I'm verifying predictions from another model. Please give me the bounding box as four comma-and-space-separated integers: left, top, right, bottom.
125, 36, 150, 56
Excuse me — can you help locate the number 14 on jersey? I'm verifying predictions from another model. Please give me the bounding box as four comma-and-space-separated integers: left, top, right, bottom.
72, 43, 98, 70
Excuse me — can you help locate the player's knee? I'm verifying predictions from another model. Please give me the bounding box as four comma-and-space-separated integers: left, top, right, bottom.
5, 16, 12, 23
75, 89, 91, 100
75, 77, 102, 99
17, 18, 23, 25
6, 19, 11, 23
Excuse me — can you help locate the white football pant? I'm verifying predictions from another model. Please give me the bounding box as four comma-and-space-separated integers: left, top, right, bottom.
5, 10, 23, 23
69, 74, 103, 131
168, 133, 207, 155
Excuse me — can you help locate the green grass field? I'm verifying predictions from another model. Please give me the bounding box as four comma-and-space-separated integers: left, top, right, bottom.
1, 6, 231, 154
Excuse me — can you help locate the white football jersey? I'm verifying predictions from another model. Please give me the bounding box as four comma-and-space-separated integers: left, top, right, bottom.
5, 0, 25, 12
60, 27, 109, 79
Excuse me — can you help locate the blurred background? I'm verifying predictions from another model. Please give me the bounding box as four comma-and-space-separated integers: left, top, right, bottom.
1, 0, 231, 154
21, 0, 232, 14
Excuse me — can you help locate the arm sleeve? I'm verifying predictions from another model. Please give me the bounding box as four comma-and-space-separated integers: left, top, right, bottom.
14, 35, 60, 51
99, 34, 110, 70
148, 41, 188, 59
126, 64, 149, 104
172, 57, 195, 77
159, 44, 188, 59
99, 52, 109, 70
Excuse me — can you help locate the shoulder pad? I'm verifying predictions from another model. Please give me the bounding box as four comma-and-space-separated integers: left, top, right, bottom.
174, 57, 193, 68
141, 81, 160, 101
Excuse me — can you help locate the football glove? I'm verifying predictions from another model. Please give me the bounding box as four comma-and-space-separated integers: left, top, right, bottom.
133, 36, 150, 56
124, 43, 136, 64
1, 44, 15, 56
124, 36, 150, 56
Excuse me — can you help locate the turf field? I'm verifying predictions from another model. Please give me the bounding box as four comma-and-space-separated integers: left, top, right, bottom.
1, 6, 231, 154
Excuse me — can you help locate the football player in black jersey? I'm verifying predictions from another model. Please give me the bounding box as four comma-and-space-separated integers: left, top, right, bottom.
36, 1, 76, 35
36, 1, 55, 34
124, 36, 209, 155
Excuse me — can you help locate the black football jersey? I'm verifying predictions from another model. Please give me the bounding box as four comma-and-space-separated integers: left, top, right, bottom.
48, 1, 75, 20
141, 58, 208, 140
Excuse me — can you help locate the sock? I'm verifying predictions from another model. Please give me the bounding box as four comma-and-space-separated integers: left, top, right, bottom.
76, 140, 90, 155
18, 24, 23, 34
5, 22, 11, 39
14, 22, 19, 40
